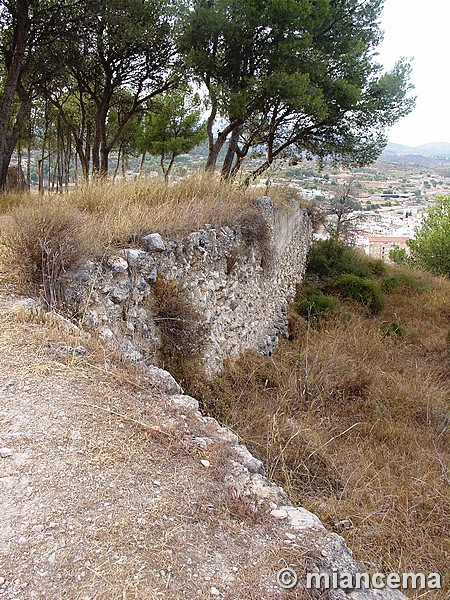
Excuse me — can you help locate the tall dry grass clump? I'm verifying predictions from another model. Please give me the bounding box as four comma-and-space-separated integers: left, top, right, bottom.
0, 191, 25, 215
149, 275, 208, 385
1, 171, 281, 252
1, 172, 298, 307
0, 199, 101, 307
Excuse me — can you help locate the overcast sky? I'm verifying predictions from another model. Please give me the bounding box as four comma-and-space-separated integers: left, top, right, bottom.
377, 0, 450, 146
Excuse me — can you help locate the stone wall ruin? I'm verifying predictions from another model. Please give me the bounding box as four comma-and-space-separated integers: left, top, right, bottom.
63, 196, 312, 373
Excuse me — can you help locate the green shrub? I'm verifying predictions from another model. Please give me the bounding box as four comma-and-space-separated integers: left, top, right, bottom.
329, 274, 385, 313
407, 195, 450, 277
381, 272, 425, 294
306, 239, 385, 279
389, 246, 408, 265
380, 319, 407, 339
294, 287, 340, 319
368, 258, 387, 276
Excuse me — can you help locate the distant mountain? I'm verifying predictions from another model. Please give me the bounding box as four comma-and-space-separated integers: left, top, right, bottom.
385, 142, 413, 154
384, 141, 450, 159
414, 142, 450, 157
380, 141, 450, 166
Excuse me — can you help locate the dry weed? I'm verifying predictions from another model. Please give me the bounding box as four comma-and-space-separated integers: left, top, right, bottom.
0, 198, 102, 307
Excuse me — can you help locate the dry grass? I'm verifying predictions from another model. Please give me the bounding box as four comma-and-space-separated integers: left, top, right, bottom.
194, 268, 449, 598
71, 172, 261, 245
0, 173, 295, 307
0, 173, 304, 247
0, 190, 25, 215
0, 199, 102, 307
149, 275, 208, 385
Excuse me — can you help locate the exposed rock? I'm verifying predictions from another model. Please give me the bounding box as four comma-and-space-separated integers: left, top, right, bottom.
233, 444, 265, 475
146, 366, 183, 395
282, 505, 324, 531
169, 394, 199, 412
107, 255, 128, 274
142, 233, 166, 252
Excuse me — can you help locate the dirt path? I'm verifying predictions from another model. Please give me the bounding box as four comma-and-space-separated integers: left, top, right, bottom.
0, 292, 325, 600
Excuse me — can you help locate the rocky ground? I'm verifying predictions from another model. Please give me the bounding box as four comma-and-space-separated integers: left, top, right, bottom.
0, 286, 406, 600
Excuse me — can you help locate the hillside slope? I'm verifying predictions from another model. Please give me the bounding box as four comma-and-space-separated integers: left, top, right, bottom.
0, 287, 411, 600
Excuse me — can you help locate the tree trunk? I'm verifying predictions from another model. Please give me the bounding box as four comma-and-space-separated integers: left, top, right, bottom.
139, 150, 146, 175
161, 152, 176, 184
0, 97, 32, 189
230, 154, 246, 178
221, 127, 240, 179
113, 144, 122, 180
92, 95, 112, 178
243, 160, 272, 187
121, 147, 126, 178
92, 119, 101, 176
205, 120, 242, 172
0, 2, 30, 188
27, 144, 31, 191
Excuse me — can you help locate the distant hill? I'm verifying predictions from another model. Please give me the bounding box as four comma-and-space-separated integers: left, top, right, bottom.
414, 142, 450, 157
381, 141, 450, 166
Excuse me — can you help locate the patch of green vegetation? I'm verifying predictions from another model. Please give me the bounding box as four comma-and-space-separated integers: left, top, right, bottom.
306, 239, 385, 280
380, 319, 407, 339
294, 287, 340, 319
381, 272, 425, 294
328, 274, 385, 313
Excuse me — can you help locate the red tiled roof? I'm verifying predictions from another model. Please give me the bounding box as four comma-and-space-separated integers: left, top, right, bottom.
366, 236, 409, 243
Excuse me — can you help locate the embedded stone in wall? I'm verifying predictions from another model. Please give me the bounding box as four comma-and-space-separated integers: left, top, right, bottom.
142, 233, 166, 252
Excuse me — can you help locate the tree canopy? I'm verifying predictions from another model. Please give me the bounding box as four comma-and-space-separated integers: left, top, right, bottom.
408, 196, 450, 277
137, 90, 206, 182
0, 0, 415, 186
180, 0, 415, 183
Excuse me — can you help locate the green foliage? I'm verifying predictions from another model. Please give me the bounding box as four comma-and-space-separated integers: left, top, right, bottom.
306, 239, 385, 279
381, 272, 425, 294
389, 246, 408, 265
137, 90, 206, 181
47, 0, 180, 177
329, 274, 385, 313
294, 287, 340, 320
407, 196, 450, 277
380, 319, 407, 340
0, 0, 415, 183
369, 259, 387, 277
180, 0, 415, 180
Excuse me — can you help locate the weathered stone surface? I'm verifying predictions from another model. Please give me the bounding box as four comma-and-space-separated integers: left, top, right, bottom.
233, 444, 265, 475
142, 233, 166, 252
0, 448, 14, 458
146, 366, 183, 395
169, 394, 199, 412
282, 505, 324, 530
107, 255, 128, 273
